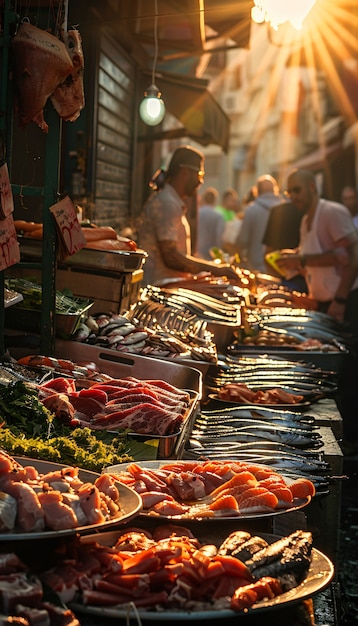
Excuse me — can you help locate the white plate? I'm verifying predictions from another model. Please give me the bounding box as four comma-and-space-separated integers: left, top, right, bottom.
70, 531, 334, 620
104, 460, 312, 521
0, 457, 142, 540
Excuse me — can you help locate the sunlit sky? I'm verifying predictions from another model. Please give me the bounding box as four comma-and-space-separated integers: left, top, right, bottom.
222, 0, 358, 177
251, 0, 318, 30
253, 0, 358, 124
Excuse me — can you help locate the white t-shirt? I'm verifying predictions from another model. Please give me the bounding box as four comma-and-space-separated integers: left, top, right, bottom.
138, 183, 191, 285
300, 199, 358, 300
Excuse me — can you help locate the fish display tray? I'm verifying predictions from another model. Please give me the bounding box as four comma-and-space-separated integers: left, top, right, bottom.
152, 355, 215, 381
229, 346, 349, 375
19, 237, 147, 273
55, 341, 202, 458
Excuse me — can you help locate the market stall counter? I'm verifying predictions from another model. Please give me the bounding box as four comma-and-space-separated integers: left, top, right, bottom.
0, 350, 342, 625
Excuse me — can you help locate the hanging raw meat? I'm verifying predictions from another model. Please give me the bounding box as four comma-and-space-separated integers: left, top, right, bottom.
11, 21, 73, 133
50, 29, 85, 122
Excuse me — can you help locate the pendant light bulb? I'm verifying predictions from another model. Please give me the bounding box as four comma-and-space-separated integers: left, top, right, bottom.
139, 84, 166, 126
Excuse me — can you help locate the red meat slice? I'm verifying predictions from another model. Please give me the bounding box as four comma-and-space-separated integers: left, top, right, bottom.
105, 387, 158, 402
90, 403, 184, 435
266, 388, 304, 404
39, 377, 77, 395
78, 387, 108, 404
68, 394, 106, 418
145, 380, 190, 402
105, 394, 185, 415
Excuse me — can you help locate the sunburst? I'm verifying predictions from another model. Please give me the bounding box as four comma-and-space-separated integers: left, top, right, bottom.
239, 0, 358, 174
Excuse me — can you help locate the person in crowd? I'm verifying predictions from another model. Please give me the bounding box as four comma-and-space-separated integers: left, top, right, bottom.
215, 188, 239, 222
242, 186, 257, 207
262, 200, 307, 292
277, 168, 358, 456
341, 185, 358, 229
235, 174, 282, 272
197, 187, 225, 260
221, 204, 244, 257
137, 145, 239, 286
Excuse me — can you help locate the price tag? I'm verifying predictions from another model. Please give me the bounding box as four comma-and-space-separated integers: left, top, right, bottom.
0, 163, 14, 219
0, 214, 20, 270
49, 195, 86, 259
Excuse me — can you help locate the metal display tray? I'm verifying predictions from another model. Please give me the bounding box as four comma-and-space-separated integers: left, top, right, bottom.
56, 340, 202, 394
63, 247, 148, 273
229, 346, 349, 374
55, 341, 202, 458
19, 237, 147, 273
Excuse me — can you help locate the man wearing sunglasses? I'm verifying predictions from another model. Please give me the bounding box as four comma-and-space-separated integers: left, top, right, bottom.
277, 168, 358, 322
277, 168, 358, 456
138, 145, 239, 286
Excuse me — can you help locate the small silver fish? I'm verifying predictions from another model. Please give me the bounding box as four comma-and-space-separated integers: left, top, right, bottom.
73, 322, 90, 341
85, 315, 99, 333
120, 331, 148, 345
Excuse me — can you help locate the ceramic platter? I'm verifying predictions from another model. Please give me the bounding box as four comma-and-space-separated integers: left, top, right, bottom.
208, 394, 312, 411
0, 457, 142, 541
70, 530, 334, 621
104, 459, 312, 521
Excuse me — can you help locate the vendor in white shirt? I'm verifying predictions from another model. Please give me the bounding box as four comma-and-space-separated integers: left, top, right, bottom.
277, 169, 358, 323
277, 168, 358, 457
138, 145, 239, 286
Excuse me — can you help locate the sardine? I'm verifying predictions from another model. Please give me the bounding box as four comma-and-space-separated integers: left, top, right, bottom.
244, 530, 313, 589
201, 406, 316, 423
218, 531, 267, 557
217, 531, 251, 554
73, 322, 90, 341
120, 331, 148, 345
189, 438, 325, 458
224, 536, 270, 561
193, 425, 322, 448
195, 416, 318, 432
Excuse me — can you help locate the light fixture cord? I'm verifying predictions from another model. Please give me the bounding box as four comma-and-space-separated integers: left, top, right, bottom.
152, 0, 159, 85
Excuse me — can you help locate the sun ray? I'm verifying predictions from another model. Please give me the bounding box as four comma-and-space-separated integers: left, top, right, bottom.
206, 0, 358, 180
